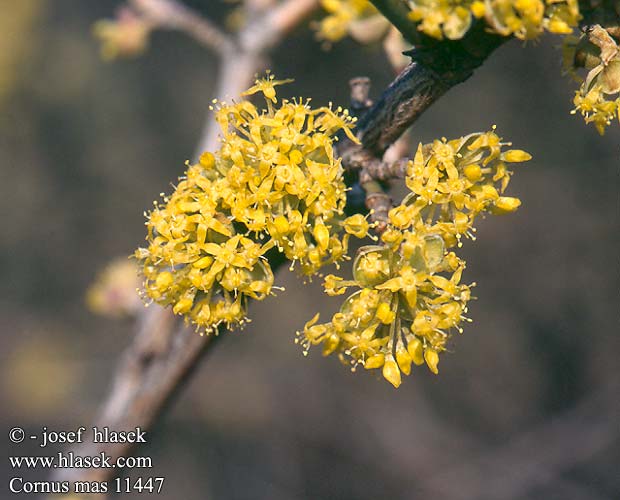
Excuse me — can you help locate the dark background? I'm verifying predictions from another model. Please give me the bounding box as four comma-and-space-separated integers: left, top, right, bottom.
1, 1, 618, 499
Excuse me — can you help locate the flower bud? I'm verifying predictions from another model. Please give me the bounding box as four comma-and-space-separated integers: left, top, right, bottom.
407, 336, 425, 365
492, 196, 521, 214
464, 164, 482, 181
382, 355, 402, 388
376, 302, 396, 324
364, 354, 385, 369
396, 345, 412, 375
200, 152, 216, 169
502, 150, 532, 162
424, 348, 440, 374
155, 271, 173, 291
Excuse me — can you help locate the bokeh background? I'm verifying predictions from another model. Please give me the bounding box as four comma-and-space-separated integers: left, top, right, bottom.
2, 1, 619, 499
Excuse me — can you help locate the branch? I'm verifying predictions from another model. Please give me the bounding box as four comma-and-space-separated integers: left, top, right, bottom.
54, 0, 319, 491
130, 0, 235, 54
343, 4, 616, 227
360, 1, 617, 159
337, 20, 506, 228
355, 23, 505, 156
53, 307, 213, 484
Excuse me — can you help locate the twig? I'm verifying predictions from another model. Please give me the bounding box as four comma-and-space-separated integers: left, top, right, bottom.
357, 25, 505, 156
336, 19, 505, 229
349, 76, 373, 115
130, 0, 235, 54
342, 147, 408, 181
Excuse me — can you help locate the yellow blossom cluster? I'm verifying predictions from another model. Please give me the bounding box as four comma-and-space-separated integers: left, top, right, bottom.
315, 0, 580, 44
136, 76, 368, 332
406, 0, 580, 40
315, 0, 382, 42
402, 129, 531, 247
568, 26, 620, 135
299, 237, 470, 388
407, 0, 479, 40
298, 129, 531, 387
573, 86, 620, 134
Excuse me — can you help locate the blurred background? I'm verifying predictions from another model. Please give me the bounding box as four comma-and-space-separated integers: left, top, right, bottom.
1, 1, 618, 499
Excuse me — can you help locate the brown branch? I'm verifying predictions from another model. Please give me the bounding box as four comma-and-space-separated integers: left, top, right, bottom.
364, 188, 393, 232
337, 22, 506, 232
340, 138, 408, 231
53, 0, 319, 492
356, 24, 505, 157
343, 147, 408, 181
53, 307, 213, 484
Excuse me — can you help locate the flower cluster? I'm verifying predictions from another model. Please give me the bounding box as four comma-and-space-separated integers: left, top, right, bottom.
315, 0, 580, 44
573, 86, 620, 134
403, 129, 531, 247
568, 26, 620, 135
406, 0, 580, 40
136, 76, 366, 332
315, 0, 385, 43
299, 238, 470, 388
407, 0, 479, 40
298, 129, 531, 387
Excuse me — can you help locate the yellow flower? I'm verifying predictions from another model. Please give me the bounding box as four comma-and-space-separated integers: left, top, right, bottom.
572, 81, 619, 135
242, 74, 294, 103
324, 274, 349, 295
491, 196, 522, 214
343, 213, 372, 238
424, 348, 440, 374
405, 0, 580, 41
395, 340, 413, 375
137, 76, 364, 332
383, 355, 402, 388
405, 128, 530, 245
408, 0, 473, 40
315, 0, 381, 43
299, 228, 471, 385
299, 128, 528, 387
